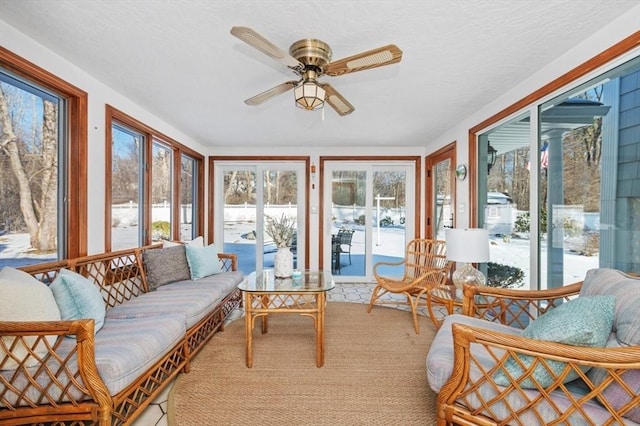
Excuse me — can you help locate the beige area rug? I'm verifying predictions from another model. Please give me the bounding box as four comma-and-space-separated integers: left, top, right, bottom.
168, 302, 438, 425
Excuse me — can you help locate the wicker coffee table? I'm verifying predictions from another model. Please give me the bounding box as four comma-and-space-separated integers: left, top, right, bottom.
239, 269, 335, 368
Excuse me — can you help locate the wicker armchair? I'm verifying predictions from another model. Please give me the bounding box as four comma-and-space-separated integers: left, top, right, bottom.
427, 269, 640, 425
367, 239, 451, 333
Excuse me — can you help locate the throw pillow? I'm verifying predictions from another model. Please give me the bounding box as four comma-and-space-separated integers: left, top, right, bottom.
50, 268, 106, 334
162, 240, 180, 248
185, 243, 221, 280
493, 295, 615, 388
187, 236, 204, 247
142, 244, 191, 290
0, 267, 61, 370
579, 268, 640, 346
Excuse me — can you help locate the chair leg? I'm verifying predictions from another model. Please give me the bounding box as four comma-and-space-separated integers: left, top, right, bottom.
348, 248, 351, 264
367, 285, 382, 313
408, 294, 420, 334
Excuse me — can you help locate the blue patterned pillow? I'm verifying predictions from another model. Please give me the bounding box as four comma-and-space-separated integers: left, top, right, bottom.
185, 243, 221, 280
493, 295, 615, 388
50, 269, 106, 334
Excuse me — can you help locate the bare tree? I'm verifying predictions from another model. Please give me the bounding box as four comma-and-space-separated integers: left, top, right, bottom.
0, 85, 57, 251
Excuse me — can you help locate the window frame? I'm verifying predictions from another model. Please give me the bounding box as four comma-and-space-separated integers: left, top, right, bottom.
105, 105, 204, 250
0, 46, 88, 259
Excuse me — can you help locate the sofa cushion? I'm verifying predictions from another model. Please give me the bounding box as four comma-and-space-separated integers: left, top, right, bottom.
50, 269, 106, 334
426, 314, 522, 392
493, 295, 615, 388
587, 334, 640, 423
157, 270, 244, 297
185, 243, 221, 280
0, 267, 61, 370
105, 289, 219, 328
579, 268, 640, 346
142, 244, 191, 290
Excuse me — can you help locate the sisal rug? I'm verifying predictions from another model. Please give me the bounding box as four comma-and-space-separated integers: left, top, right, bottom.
168, 302, 438, 425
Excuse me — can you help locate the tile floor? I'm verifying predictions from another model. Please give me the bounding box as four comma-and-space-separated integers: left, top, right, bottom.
133, 282, 437, 426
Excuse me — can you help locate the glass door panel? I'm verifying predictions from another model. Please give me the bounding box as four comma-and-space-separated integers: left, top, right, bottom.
325, 162, 415, 280
434, 159, 453, 240
478, 113, 532, 289
373, 170, 407, 274
331, 170, 366, 276
222, 169, 258, 274
216, 162, 306, 275
425, 144, 455, 240
262, 169, 299, 270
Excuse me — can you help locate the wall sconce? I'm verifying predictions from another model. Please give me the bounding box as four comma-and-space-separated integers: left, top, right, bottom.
310, 163, 317, 189
487, 142, 497, 174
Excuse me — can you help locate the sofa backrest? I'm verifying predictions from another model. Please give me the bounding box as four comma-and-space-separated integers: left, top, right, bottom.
580, 268, 640, 346
20, 246, 150, 310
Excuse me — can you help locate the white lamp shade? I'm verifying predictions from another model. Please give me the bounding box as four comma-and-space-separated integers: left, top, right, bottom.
294, 82, 325, 110
445, 228, 490, 263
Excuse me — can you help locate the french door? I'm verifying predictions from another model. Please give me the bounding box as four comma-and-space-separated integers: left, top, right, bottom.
425, 143, 456, 239
322, 161, 416, 281
213, 161, 306, 275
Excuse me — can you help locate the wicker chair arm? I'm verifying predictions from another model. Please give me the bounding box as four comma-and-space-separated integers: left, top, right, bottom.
0, 319, 112, 423
375, 265, 450, 293
373, 259, 406, 273
217, 252, 238, 272
461, 282, 583, 328
438, 322, 640, 424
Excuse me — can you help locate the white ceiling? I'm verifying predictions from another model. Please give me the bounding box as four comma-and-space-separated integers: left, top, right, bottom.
0, 0, 637, 149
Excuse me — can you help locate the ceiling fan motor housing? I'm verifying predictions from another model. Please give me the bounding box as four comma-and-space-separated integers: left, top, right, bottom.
289, 39, 332, 73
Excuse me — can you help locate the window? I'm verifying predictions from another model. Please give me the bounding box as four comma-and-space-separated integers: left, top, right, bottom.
473, 38, 640, 289
180, 154, 197, 241
106, 106, 203, 250
0, 48, 87, 267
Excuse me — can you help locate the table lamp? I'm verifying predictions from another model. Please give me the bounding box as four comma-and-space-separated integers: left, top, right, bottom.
445, 228, 490, 290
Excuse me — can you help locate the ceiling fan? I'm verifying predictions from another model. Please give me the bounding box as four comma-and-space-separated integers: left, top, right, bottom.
230, 26, 403, 116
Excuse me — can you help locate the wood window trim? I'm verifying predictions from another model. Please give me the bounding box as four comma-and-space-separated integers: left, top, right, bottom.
467, 31, 640, 227
318, 156, 421, 271
105, 105, 204, 251
425, 142, 456, 239
0, 46, 88, 258
208, 156, 311, 267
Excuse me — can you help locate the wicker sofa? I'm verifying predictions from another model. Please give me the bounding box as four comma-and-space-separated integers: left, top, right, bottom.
0, 243, 243, 425
426, 268, 640, 425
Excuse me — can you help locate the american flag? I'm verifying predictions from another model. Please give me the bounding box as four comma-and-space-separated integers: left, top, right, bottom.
540, 141, 549, 169
526, 142, 550, 171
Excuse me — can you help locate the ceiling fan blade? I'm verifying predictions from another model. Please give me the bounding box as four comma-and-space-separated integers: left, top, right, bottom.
319, 83, 355, 116
323, 44, 403, 77
245, 81, 298, 106
230, 26, 303, 70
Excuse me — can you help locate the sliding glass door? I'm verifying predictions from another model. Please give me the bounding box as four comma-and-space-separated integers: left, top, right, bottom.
213, 162, 306, 275
476, 55, 640, 288
323, 161, 415, 281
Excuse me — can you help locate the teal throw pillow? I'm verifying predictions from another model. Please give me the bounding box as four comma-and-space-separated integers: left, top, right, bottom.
50, 268, 106, 334
185, 243, 221, 280
493, 295, 615, 388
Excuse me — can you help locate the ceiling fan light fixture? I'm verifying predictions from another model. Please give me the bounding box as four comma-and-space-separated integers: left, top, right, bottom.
294, 81, 326, 111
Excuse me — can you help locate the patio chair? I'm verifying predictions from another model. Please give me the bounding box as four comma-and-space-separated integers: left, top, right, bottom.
336, 229, 355, 264
331, 234, 341, 274
367, 239, 451, 333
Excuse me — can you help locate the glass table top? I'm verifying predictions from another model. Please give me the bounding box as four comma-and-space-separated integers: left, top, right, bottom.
239, 269, 335, 293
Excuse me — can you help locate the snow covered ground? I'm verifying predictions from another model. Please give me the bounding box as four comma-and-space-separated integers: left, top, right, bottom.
1, 226, 598, 287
